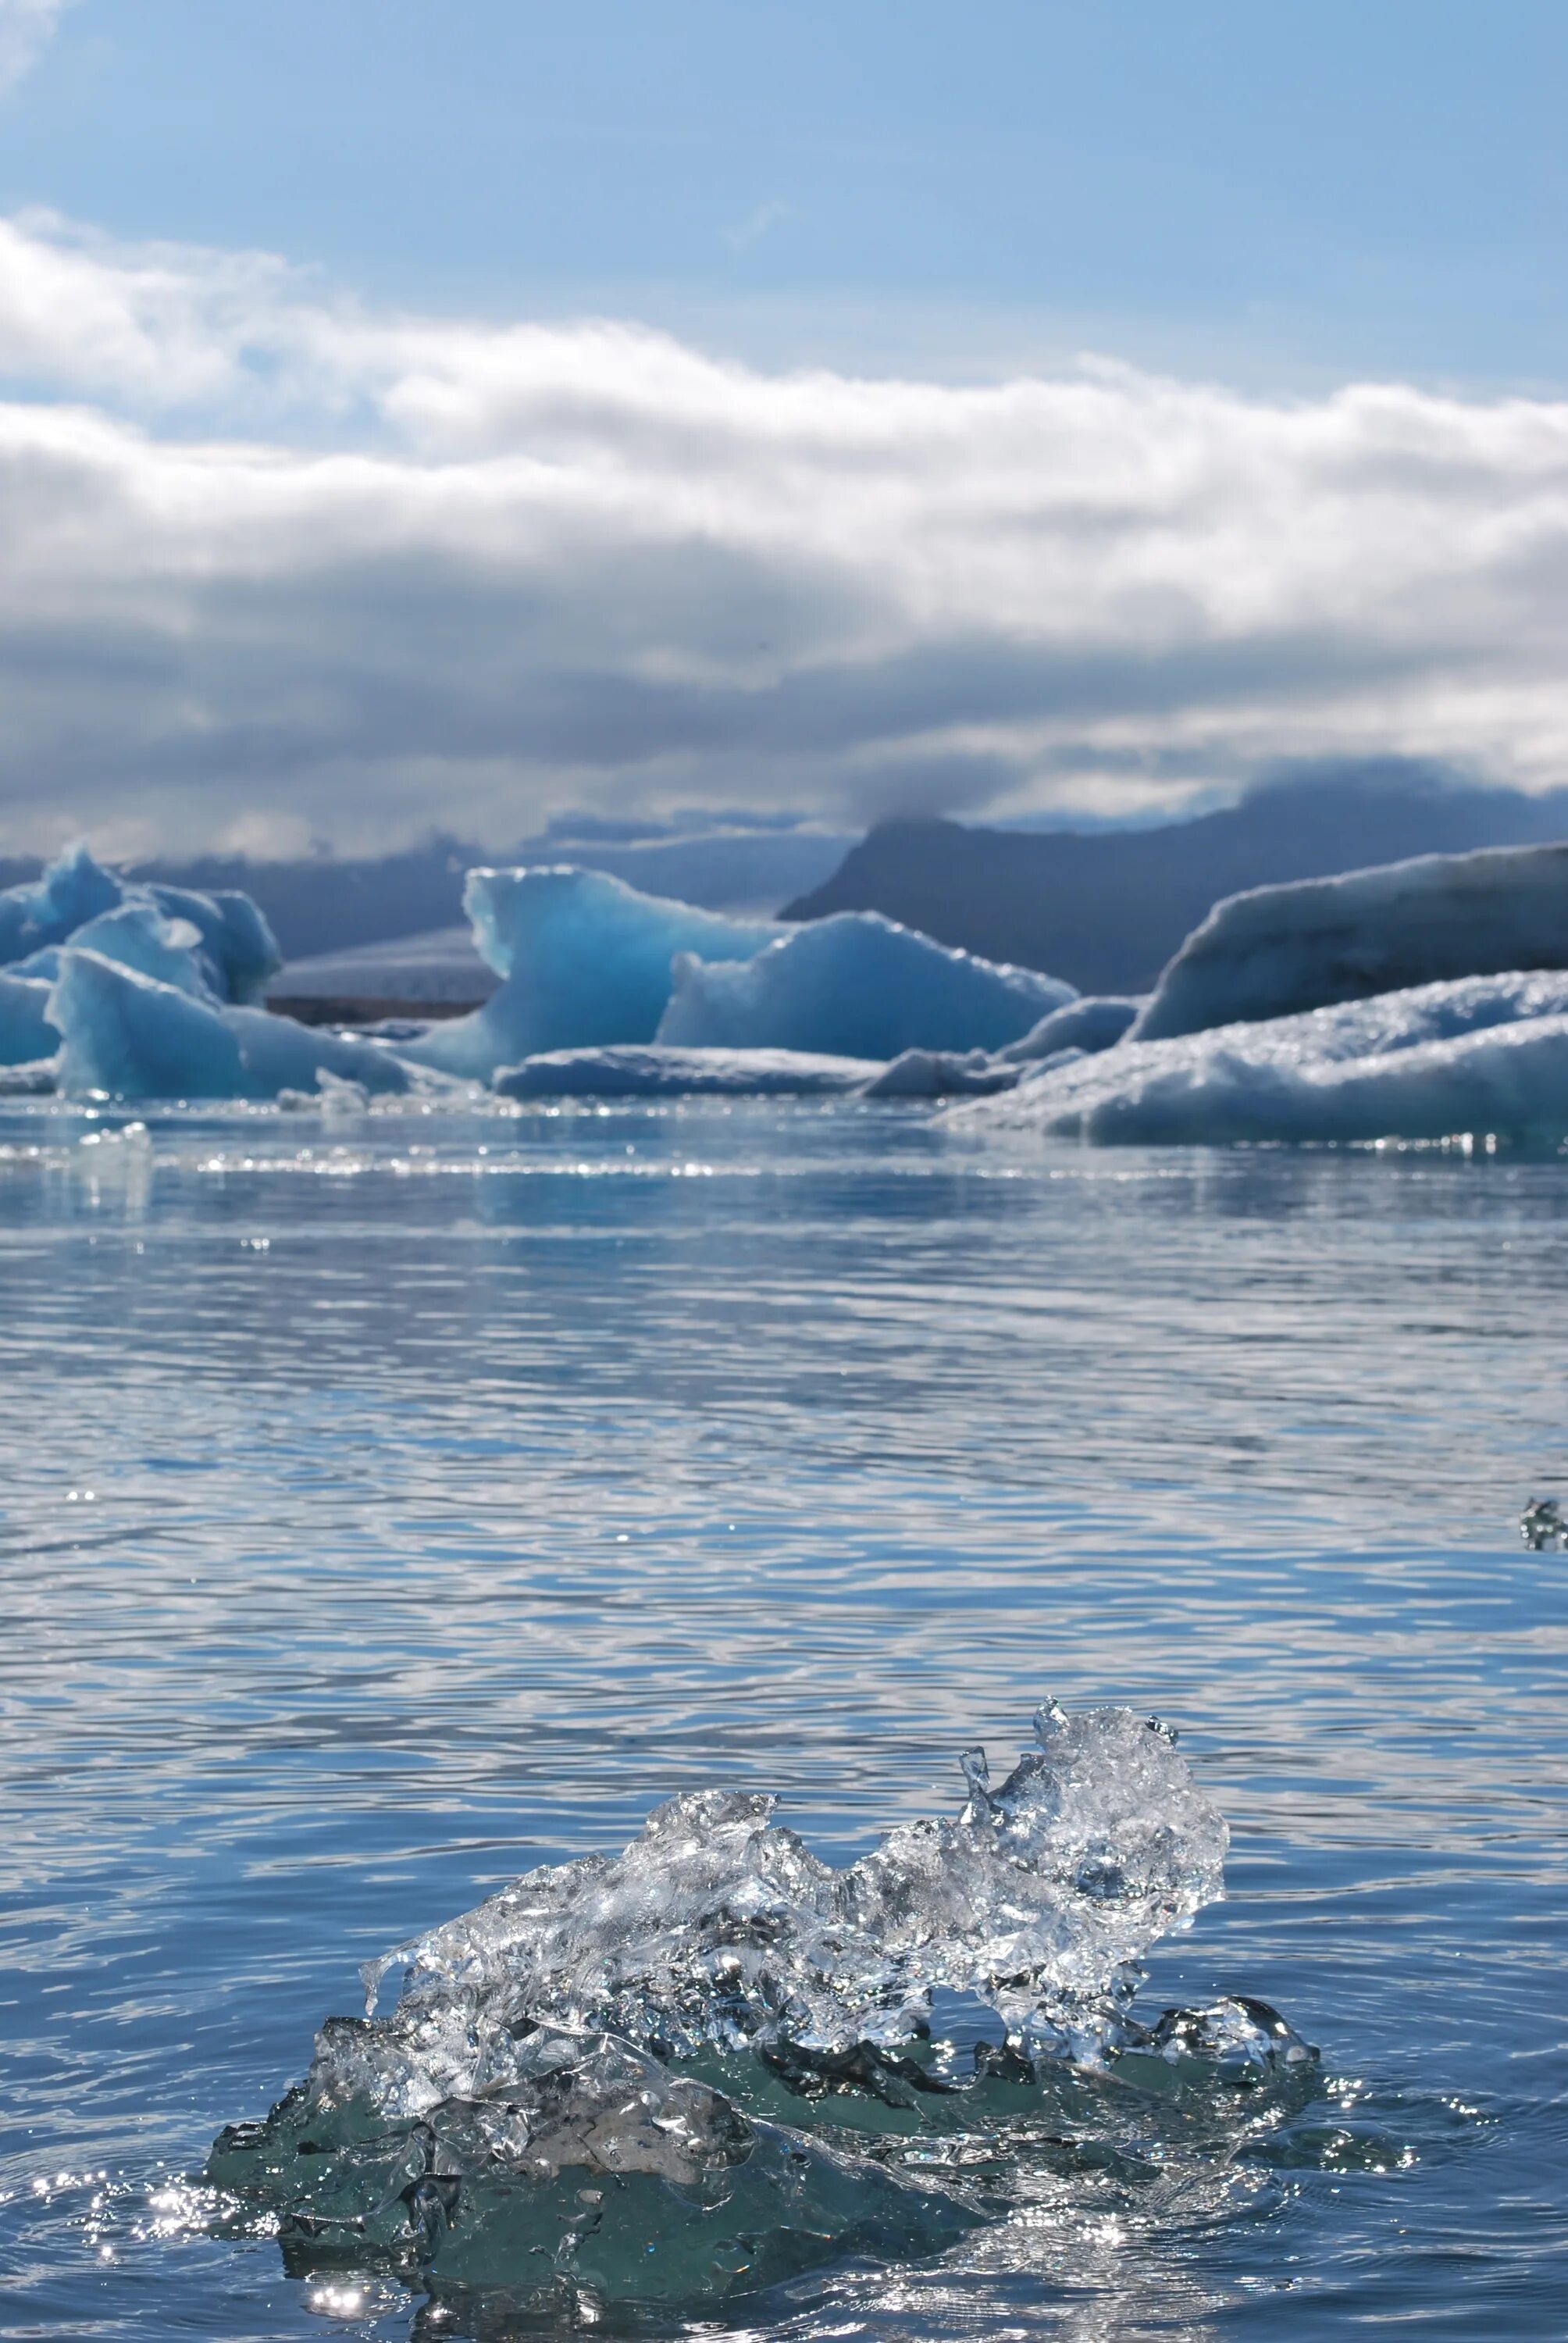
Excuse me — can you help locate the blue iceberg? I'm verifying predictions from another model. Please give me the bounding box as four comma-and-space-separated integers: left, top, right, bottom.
657, 913, 1074, 1059
50, 951, 417, 1102
0, 971, 58, 1067
0, 843, 281, 1005
408, 868, 779, 1082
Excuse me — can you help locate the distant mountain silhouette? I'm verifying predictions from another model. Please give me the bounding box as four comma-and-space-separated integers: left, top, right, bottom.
781, 763, 1568, 992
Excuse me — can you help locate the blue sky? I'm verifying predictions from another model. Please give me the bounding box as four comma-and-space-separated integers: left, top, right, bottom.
0, 1, 1566, 854
9, 0, 1568, 385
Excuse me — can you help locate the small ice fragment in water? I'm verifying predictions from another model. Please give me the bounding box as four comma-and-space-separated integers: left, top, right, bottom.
206, 1703, 1314, 2312
1520, 1496, 1566, 1550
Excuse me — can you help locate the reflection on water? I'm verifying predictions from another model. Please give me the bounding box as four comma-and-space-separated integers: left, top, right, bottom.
0, 1097, 1564, 2338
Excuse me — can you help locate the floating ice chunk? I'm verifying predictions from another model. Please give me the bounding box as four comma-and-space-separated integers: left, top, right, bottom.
269, 925, 496, 1010
950, 968, 1568, 1146
0, 841, 122, 965
1134, 842, 1568, 1043
0, 971, 58, 1065
495, 1044, 883, 1098
1001, 994, 1143, 1064
657, 914, 1074, 1060
860, 1048, 1021, 1099
406, 868, 779, 1082
205, 1706, 1324, 2310
49, 951, 417, 1101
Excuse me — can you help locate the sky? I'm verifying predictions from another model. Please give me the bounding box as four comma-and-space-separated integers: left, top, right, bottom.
1, 0, 1566, 855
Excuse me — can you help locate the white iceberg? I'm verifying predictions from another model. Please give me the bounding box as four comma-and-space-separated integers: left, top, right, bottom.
494, 1045, 882, 1098
408, 868, 779, 1082
951, 968, 1568, 1145
50, 950, 419, 1101
1133, 841, 1568, 1043
657, 913, 1074, 1060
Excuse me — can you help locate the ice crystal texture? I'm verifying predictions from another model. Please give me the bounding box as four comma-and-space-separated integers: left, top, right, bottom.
355, 1705, 1227, 2101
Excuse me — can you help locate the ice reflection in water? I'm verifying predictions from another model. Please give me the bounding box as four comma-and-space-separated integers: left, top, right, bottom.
0, 1098, 1563, 2339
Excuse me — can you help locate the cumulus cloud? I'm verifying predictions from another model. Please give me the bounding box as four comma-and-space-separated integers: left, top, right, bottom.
0, 210, 1566, 854
0, 0, 72, 96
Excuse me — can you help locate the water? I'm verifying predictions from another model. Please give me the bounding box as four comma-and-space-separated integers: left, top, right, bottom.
2, 1097, 1564, 2339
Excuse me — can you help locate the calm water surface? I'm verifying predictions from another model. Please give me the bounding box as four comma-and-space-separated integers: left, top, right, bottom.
1, 1098, 1564, 2340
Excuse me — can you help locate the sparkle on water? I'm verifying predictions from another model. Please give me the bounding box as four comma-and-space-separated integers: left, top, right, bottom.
1, 1094, 1564, 2340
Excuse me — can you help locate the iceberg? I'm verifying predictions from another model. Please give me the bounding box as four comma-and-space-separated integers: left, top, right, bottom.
0, 970, 58, 1065
494, 1045, 882, 1098
0, 841, 281, 1005
0, 840, 121, 963
49, 950, 417, 1102
952, 968, 1568, 1145
13, 901, 214, 997
408, 868, 779, 1082
657, 913, 1074, 1060
141, 882, 282, 1006
861, 1048, 1022, 1098
1001, 993, 1143, 1063
205, 1706, 1313, 2312
1133, 841, 1568, 1043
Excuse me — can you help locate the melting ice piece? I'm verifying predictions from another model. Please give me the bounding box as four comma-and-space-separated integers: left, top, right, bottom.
361, 1706, 1227, 2067
1520, 1497, 1567, 1551
407, 868, 779, 1082
657, 913, 1074, 1060
205, 1708, 1321, 2312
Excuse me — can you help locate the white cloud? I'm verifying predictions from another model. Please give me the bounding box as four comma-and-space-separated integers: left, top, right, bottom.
0, 0, 73, 96
1, 210, 1567, 855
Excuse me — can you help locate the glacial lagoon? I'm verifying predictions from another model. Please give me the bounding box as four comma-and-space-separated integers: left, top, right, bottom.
2, 1095, 1566, 2338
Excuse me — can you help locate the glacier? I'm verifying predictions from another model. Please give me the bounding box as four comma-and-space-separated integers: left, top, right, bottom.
203, 1704, 1317, 2311
657, 912, 1074, 1059
494, 1045, 882, 1098
407, 867, 779, 1082
951, 969, 1568, 1146
1133, 841, 1568, 1043
50, 951, 418, 1103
